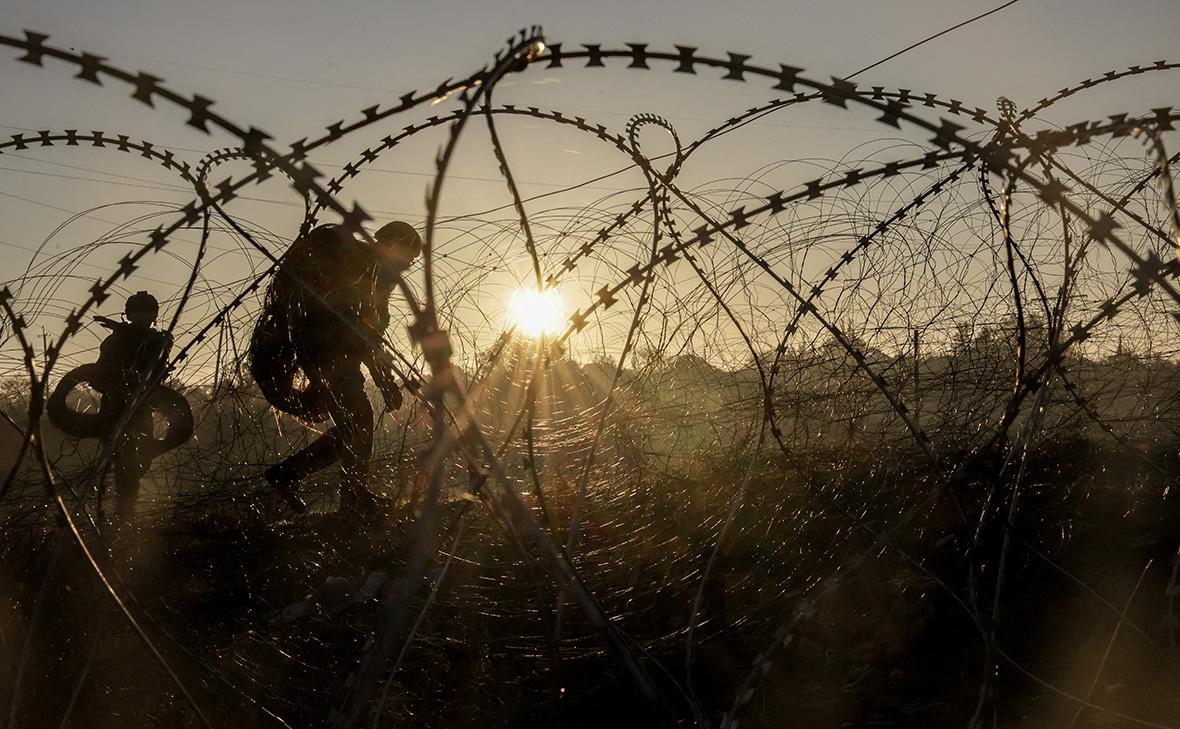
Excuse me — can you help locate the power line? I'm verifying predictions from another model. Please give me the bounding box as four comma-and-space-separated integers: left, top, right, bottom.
0, 235, 188, 289
107, 53, 400, 94
0, 122, 640, 191
698, 1, 1025, 150
0, 165, 194, 194
2, 4, 1028, 245
846, 0, 1023, 80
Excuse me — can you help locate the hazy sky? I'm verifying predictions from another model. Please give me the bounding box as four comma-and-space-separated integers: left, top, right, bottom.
2, 0, 1179, 366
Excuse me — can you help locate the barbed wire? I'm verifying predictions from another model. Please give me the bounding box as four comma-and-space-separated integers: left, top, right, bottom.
1, 27, 1179, 729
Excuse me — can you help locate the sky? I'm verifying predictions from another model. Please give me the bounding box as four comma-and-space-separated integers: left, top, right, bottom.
1, 0, 1179, 369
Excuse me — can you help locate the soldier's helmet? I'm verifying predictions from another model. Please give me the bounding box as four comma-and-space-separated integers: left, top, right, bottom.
124, 291, 159, 325
373, 221, 422, 272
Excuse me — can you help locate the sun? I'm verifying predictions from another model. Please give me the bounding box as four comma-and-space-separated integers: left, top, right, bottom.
507, 286, 567, 339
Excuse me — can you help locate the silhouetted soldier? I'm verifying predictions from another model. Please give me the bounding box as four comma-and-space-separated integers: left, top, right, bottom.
261, 221, 420, 514
94, 291, 173, 525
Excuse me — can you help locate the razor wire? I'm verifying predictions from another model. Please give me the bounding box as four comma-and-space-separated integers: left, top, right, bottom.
1, 28, 1179, 729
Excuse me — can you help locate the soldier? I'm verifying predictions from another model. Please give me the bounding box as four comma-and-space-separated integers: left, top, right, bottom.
258, 221, 421, 514
94, 291, 173, 525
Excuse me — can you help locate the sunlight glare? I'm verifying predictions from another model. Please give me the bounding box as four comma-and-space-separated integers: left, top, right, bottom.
507, 287, 566, 339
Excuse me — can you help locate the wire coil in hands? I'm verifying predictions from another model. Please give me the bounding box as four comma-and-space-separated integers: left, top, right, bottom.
47, 362, 194, 454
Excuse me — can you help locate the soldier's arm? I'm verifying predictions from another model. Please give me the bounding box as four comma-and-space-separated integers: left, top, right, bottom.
364, 348, 402, 410
153, 331, 174, 378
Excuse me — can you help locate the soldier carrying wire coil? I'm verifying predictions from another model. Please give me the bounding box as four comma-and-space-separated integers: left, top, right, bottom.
251, 221, 421, 515
47, 291, 193, 528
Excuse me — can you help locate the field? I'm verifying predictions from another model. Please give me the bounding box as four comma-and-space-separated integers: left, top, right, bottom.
3, 17, 1180, 729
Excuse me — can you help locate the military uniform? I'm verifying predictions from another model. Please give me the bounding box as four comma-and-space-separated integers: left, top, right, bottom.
95, 321, 172, 522
267, 225, 402, 510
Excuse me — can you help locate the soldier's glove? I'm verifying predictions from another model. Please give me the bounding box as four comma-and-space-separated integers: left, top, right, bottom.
368, 350, 403, 410
372, 362, 403, 411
